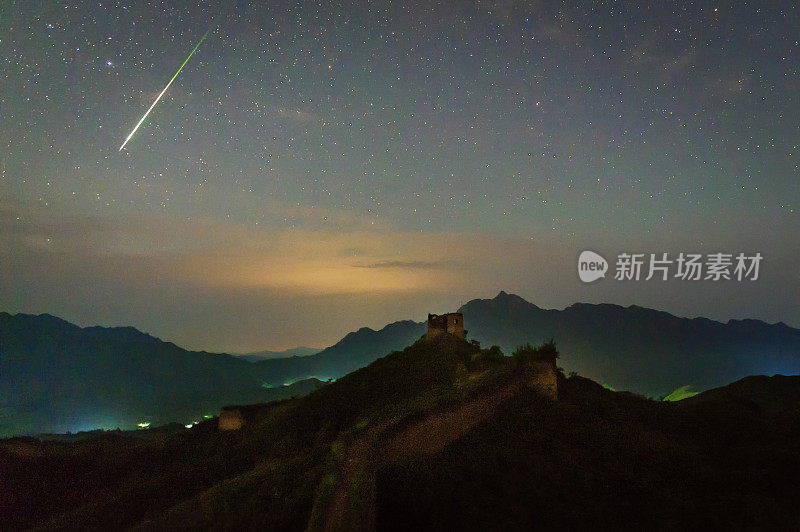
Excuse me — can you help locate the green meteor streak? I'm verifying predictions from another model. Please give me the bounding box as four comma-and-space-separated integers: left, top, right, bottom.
119, 29, 211, 151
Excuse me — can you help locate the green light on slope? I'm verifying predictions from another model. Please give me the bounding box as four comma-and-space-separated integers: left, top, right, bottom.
663, 385, 700, 401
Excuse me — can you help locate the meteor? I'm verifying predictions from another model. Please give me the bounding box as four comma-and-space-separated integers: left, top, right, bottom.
119, 29, 211, 151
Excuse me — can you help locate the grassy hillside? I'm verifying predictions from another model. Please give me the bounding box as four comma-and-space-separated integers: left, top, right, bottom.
2, 335, 799, 530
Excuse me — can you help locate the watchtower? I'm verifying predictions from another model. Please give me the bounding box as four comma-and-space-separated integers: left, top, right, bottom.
426, 312, 465, 340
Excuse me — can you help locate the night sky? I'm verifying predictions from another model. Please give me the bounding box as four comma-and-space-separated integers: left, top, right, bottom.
2, 1, 798, 352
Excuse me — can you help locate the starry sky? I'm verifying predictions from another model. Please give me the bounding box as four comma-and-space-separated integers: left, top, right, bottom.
2, 1, 798, 352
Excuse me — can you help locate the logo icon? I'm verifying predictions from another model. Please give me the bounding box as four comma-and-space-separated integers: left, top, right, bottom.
578, 251, 608, 283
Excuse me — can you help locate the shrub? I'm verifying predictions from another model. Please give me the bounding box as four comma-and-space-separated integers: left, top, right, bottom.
470, 345, 505, 366
511, 340, 559, 363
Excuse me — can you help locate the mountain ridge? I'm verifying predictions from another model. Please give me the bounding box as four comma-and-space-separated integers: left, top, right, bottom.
3, 336, 799, 530
3, 294, 799, 436
458, 292, 800, 396
0, 312, 324, 437
234, 346, 321, 362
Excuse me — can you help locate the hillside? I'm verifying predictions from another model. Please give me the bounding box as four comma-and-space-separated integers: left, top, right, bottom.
0, 311, 423, 437
2, 336, 799, 530
3, 294, 799, 437
0, 312, 324, 436
233, 292, 800, 397
460, 292, 800, 396
680, 374, 800, 417
253, 319, 426, 385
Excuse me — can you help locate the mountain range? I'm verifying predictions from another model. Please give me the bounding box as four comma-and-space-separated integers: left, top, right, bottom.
0, 312, 323, 437
234, 346, 321, 362
459, 291, 800, 395
3, 335, 799, 530
251, 320, 425, 385
2, 291, 799, 436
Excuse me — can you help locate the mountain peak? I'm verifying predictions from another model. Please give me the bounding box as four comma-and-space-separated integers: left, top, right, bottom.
457, 291, 539, 314
492, 291, 537, 307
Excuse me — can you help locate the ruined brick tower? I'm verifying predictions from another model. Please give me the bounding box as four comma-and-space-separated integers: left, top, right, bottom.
426, 312, 465, 340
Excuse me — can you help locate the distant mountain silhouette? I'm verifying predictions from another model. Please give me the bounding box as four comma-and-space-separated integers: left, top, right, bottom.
249, 294, 800, 397
234, 346, 321, 362
459, 291, 800, 397
0, 312, 324, 437
3, 336, 799, 530
0, 312, 423, 437
253, 320, 426, 384
3, 293, 799, 437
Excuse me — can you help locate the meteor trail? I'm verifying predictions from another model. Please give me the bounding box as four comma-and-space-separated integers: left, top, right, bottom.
119, 29, 211, 152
